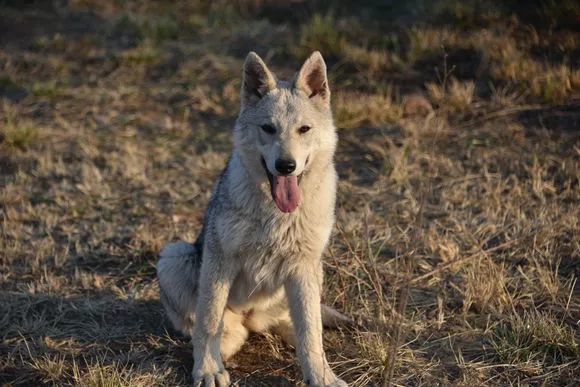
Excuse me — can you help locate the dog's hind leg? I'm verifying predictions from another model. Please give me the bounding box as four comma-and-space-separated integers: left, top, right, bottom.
272, 314, 297, 348
220, 309, 249, 361
271, 305, 352, 348
157, 241, 201, 336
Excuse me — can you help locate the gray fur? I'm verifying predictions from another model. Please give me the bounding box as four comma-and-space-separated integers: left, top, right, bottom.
157, 51, 348, 387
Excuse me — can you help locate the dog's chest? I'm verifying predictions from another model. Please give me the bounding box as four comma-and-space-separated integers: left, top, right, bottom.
226, 211, 329, 306
243, 215, 311, 276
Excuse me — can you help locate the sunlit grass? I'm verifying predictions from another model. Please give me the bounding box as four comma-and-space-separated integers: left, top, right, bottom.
1, 1, 578, 386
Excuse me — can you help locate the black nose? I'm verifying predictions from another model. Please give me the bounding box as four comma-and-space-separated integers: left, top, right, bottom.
275, 158, 296, 175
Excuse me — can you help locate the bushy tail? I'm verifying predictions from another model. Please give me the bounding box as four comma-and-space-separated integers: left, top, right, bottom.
321, 304, 355, 328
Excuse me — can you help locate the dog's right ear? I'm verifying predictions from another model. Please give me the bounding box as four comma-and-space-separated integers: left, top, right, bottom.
294, 51, 330, 108
241, 52, 276, 108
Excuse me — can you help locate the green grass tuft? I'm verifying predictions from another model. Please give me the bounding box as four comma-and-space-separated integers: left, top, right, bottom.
1, 119, 39, 151
31, 80, 61, 98
296, 14, 346, 59
491, 311, 580, 369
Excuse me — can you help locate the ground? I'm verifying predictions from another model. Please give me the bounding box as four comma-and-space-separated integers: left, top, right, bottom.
0, 0, 579, 386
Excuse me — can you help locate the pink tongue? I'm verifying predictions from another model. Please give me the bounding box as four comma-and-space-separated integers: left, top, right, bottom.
272, 175, 300, 213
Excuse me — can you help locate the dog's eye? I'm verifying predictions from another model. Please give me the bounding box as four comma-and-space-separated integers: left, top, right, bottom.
261, 124, 276, 134
298, 125, 311, 134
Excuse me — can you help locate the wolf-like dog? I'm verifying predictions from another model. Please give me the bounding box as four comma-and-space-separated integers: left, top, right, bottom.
157, 51, 349, 387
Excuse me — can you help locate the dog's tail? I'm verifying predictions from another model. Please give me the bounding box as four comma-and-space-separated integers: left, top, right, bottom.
321, 304, 355, 328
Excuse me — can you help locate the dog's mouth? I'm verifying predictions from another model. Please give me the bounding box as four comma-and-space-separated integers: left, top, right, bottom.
261, 157, 303, 213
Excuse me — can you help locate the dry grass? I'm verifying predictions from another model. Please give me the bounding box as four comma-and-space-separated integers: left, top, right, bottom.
426, 77, 476, 113
334, 90, 402, 129
1, 1, 579, 386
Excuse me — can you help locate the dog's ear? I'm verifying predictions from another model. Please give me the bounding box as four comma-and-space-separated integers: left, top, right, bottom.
242, 52, 276, 108
294, 51, 330, 107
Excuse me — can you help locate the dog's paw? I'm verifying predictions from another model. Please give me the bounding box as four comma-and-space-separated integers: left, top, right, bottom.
306, 376, 348, 387
193, 370, 230, 387
325, 379, 348, 387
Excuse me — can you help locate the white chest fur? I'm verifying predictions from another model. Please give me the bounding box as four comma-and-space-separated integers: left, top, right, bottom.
215, 153, 336, 309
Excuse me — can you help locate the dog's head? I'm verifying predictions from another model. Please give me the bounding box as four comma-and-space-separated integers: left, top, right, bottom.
234, 51, 336, 213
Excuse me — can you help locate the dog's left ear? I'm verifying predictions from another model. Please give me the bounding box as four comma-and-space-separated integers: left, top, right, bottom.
294, 51, 330, 107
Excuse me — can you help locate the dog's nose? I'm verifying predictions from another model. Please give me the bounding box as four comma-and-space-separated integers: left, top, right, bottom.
275, 159, 296, 175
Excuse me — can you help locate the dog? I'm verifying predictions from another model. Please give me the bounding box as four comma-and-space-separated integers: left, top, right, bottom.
157, 51, 350, 387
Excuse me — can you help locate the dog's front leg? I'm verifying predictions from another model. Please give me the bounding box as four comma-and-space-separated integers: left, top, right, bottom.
285, 263, 347, 387
192, 252, 237, 387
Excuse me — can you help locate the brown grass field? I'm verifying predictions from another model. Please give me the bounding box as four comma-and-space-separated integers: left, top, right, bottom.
1, 1, 579, 385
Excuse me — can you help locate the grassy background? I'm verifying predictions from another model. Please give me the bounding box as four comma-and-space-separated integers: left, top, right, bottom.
0, 0, 578, 385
